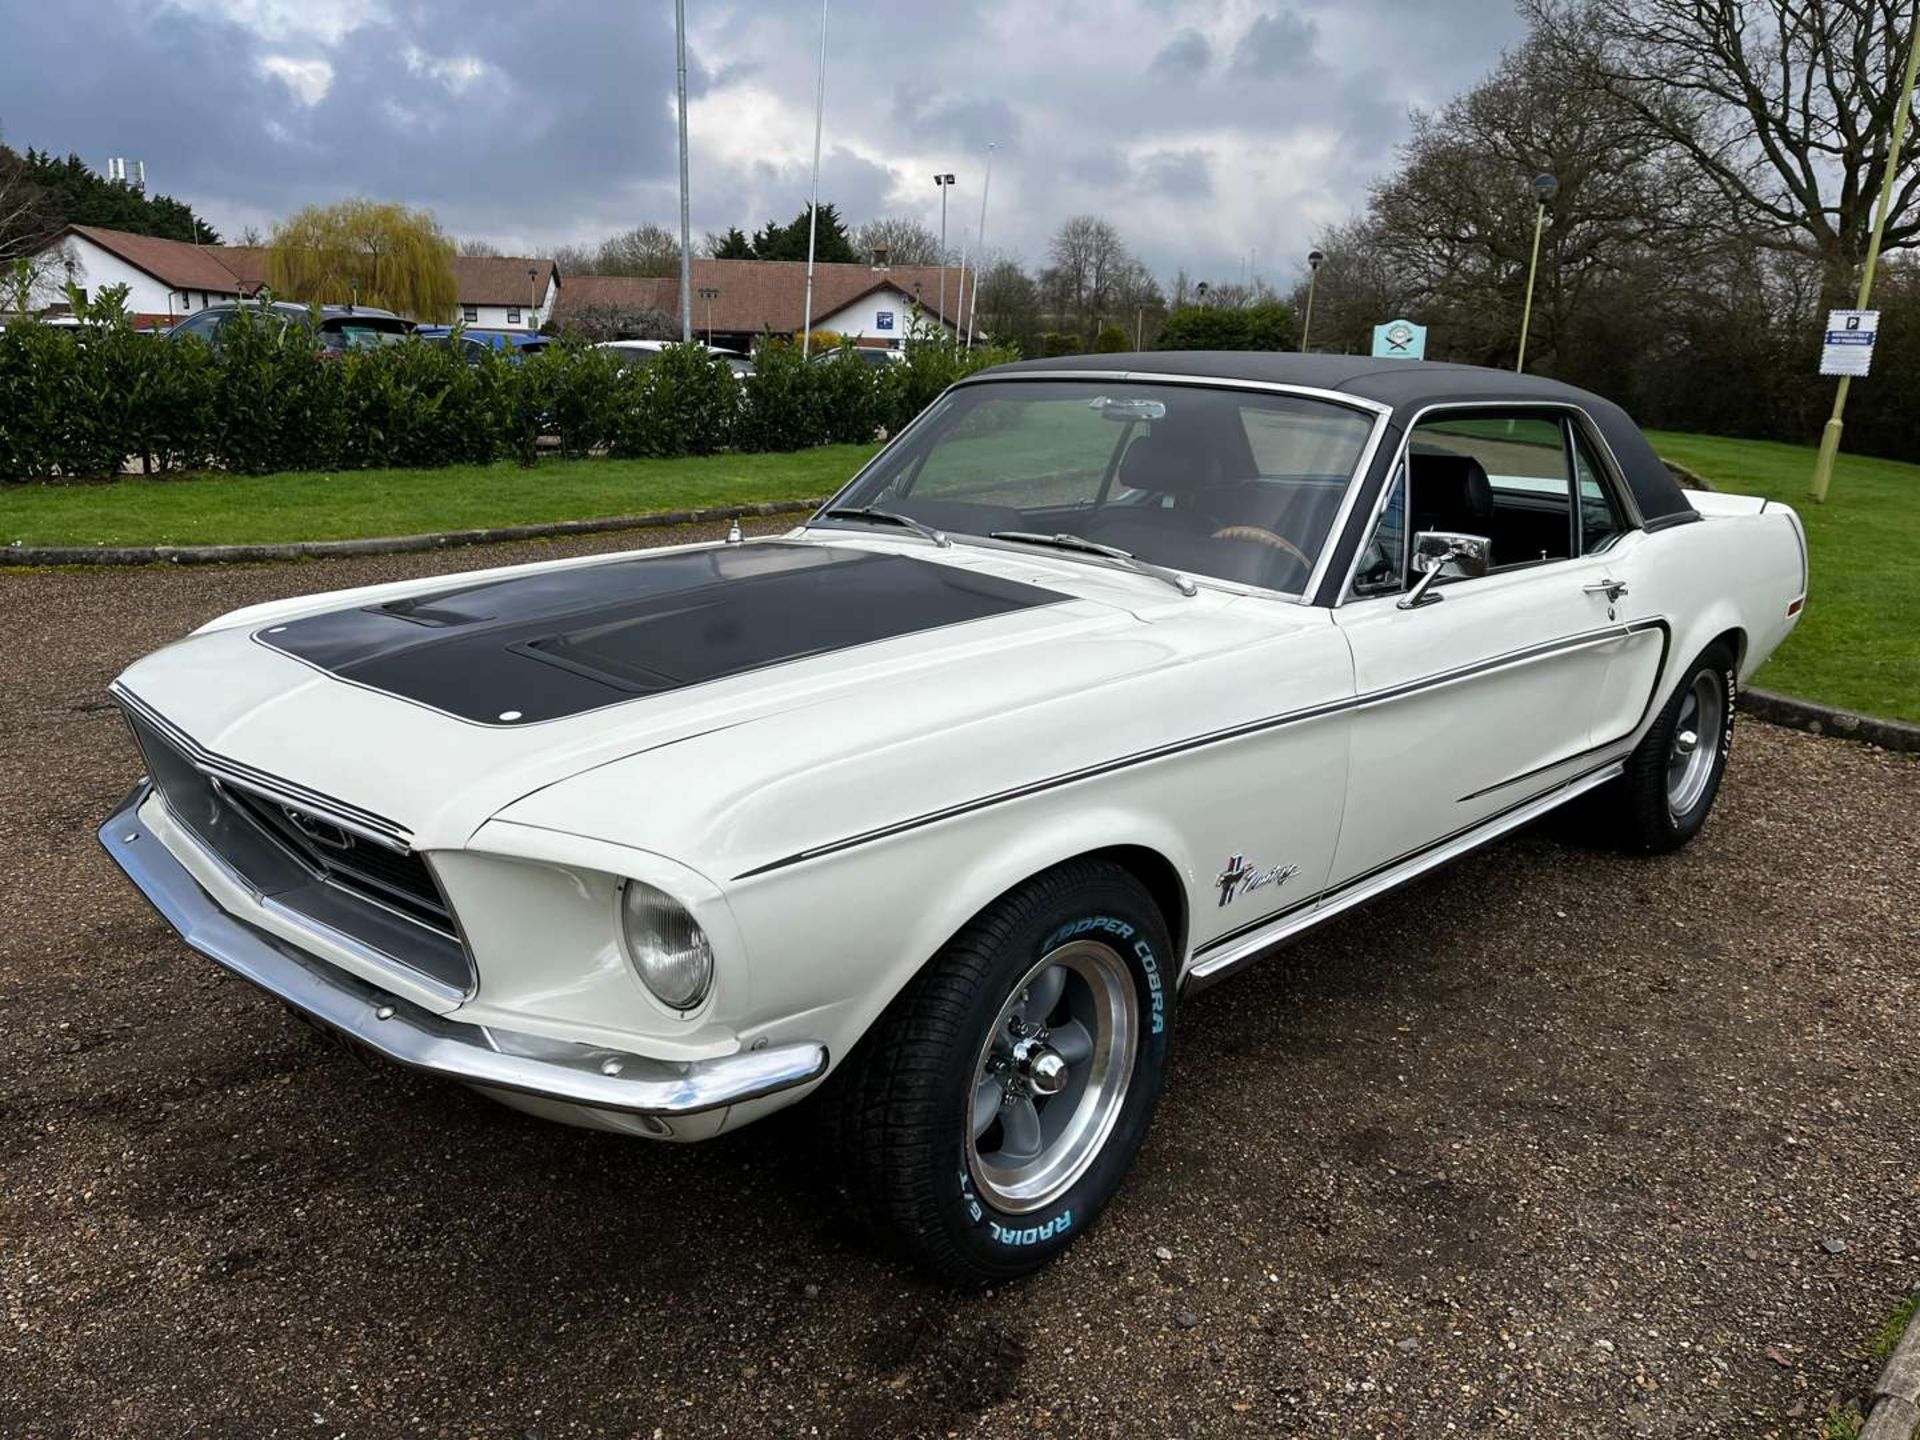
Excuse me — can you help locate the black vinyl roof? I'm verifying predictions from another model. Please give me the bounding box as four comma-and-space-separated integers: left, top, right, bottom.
978, 351, 1695, 525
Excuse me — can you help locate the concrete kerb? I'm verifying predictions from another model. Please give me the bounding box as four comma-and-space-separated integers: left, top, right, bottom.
3, 498, 827, 568
1860, 1297, 1920, 1440
1738, 688, 1920, 754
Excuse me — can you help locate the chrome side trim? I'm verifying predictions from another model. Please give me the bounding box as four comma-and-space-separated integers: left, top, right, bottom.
1182, 758, 1626, 989
100, 786, 828, 1117
733, 618, 1663, 880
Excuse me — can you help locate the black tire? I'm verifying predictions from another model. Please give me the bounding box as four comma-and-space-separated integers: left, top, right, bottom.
824, 858, 1175, 1284
1592, 640, 1738, 853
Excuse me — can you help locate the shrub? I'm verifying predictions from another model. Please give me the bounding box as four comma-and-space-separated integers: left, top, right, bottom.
541, 341, 624, 459
1040, 331, 1083, 356
1155, 301, 1296, 351
0, 321, 84, 478
735, 339, 823, 452
613, 343, 740, 458
206, 307, 346, 473
878, 339, 1021, 435
1092, 324, 1130, 353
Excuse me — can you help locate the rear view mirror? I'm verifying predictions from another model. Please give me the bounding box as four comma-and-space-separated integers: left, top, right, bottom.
1399, 531, 1492, 609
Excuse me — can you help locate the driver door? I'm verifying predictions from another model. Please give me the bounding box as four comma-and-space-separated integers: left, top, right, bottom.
1328, 409, 1662, 886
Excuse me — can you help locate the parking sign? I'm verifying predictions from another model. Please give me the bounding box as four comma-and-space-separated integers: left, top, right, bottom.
1819, 309, 1878, 377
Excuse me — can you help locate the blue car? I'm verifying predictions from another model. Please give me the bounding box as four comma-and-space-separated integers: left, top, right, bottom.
416, 327, 551, 364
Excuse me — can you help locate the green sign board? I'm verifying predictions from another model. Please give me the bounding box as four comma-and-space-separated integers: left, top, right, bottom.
1371, 318, 1426, 360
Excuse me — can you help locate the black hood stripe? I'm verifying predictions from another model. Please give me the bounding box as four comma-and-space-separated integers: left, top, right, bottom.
257, 542, 1067, 726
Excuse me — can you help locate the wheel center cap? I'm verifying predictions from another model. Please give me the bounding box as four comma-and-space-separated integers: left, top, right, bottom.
1675, 728, 1699, 756
1012, 1037, 1069, 1096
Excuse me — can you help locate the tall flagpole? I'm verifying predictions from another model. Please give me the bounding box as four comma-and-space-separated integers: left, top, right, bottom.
674, 0, 693, 343
966, 142, 994, 352
954, 224, 969, 354
800, 0, 829, 357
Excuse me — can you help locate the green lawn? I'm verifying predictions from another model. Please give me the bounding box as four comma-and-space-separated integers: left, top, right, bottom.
1647, 430, 1918, 724
0, 445, 880, 547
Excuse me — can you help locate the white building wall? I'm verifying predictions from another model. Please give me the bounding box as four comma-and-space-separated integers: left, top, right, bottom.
460, 277, 556, 332
818, 286, 954, 346
26, 236, 237, 320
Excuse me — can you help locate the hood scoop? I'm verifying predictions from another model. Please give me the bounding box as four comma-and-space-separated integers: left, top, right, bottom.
257, 542, 1066, 726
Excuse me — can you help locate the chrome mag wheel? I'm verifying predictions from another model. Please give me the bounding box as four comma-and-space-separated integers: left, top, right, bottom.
967, 938, 1138, 1215
1667, 669, 1725, 817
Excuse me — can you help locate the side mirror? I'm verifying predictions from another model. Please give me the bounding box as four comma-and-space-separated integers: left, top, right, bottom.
1398, 531, 1492, 610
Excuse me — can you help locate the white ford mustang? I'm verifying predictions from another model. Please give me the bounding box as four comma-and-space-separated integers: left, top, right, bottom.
102, 353, 1808, 1282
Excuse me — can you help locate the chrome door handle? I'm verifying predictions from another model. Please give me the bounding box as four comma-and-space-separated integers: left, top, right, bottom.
1583, 578, 1629, 601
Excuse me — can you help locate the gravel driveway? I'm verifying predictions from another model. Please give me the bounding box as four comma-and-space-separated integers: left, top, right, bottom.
3, 523, 1915, 1438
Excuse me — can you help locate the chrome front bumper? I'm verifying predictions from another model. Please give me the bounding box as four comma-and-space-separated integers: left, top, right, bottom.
99, 784, 828, 1118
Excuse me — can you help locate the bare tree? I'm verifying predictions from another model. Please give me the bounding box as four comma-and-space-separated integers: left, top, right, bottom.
1368, 19, 1702, 366
458, 236, 503, 256
1531, 0, 1920, 303
852, 216, 942, 265
1041, 215, 1134, 339
593, 223, 681, 277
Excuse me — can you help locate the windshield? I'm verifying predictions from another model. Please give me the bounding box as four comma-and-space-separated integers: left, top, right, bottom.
819, 379, 1376, 594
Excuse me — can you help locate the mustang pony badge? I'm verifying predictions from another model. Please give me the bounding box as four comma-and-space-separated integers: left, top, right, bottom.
1214, 853, 1301, 907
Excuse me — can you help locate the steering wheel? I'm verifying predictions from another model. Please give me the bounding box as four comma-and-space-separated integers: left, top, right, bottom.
1211, 524, 1312, 571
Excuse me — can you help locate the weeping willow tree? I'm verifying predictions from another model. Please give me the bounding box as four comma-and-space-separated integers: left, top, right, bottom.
266, 199, 458, 320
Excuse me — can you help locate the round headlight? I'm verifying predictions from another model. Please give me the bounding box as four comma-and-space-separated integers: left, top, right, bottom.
618, 879, 714, 1011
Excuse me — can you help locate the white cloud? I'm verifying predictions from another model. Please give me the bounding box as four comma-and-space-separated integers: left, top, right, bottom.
257, 54, 334, 106
402, 45, 490, 95
164, 0, 384, 46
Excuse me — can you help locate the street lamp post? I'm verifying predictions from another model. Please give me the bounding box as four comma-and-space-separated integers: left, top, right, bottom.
1300, 248, 1325, 351
698, 286, 719, 346
1811, 12, 1920, 502
800, 0, 830, 357
1195, 281, 1209, 306
1515, 172, 1558, 373
934, 173, 954, 345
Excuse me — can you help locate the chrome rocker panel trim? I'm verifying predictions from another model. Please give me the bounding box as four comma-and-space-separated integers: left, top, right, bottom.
99, 784, 828, 1117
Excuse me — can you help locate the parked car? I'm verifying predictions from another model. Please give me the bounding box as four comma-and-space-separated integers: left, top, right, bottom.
597, 338, 752, 379
814, 344, 906, 369
166, 300, 414, 354
416, 326, 551, 364
99, 353, 1806, 1283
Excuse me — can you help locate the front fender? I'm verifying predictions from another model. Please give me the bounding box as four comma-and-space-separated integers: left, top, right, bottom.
718, 798, 1199, 1078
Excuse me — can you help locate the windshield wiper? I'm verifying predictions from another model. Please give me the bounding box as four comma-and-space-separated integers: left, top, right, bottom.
820, 506, 950, 547
988, 531, 1198, 597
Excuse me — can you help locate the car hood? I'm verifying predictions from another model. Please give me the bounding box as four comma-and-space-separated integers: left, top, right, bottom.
113, 536, 1308, 860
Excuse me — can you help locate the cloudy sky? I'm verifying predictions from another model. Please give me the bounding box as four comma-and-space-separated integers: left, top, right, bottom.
0, 0, 1524, 286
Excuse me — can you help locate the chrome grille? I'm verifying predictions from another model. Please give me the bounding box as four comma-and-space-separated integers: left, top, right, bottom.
114, 689, 474, 997
218, 785, 454, 934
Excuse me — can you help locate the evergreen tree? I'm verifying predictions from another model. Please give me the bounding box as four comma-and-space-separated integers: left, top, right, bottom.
10, 146, 218, 244
746, 204, 857, 263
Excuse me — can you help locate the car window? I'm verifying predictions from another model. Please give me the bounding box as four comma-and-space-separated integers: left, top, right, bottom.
829, 380, 1377, 594
1349, 462, 1408, 598
169, 310, 224, 341
1408, 413, 1574, 571
907, 394, 1126, 509
1571, 428, 1627, 554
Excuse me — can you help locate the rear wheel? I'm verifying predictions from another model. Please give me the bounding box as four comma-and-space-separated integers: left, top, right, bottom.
1593, 641, 1738, 853
825, 859, 1175, 1284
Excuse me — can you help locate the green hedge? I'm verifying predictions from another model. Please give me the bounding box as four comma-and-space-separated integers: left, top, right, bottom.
0, 303, 1016, 480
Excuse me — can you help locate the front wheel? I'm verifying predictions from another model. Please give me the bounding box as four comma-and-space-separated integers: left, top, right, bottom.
825, 859, 1175, 1284
1592, 640, 1738, 853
